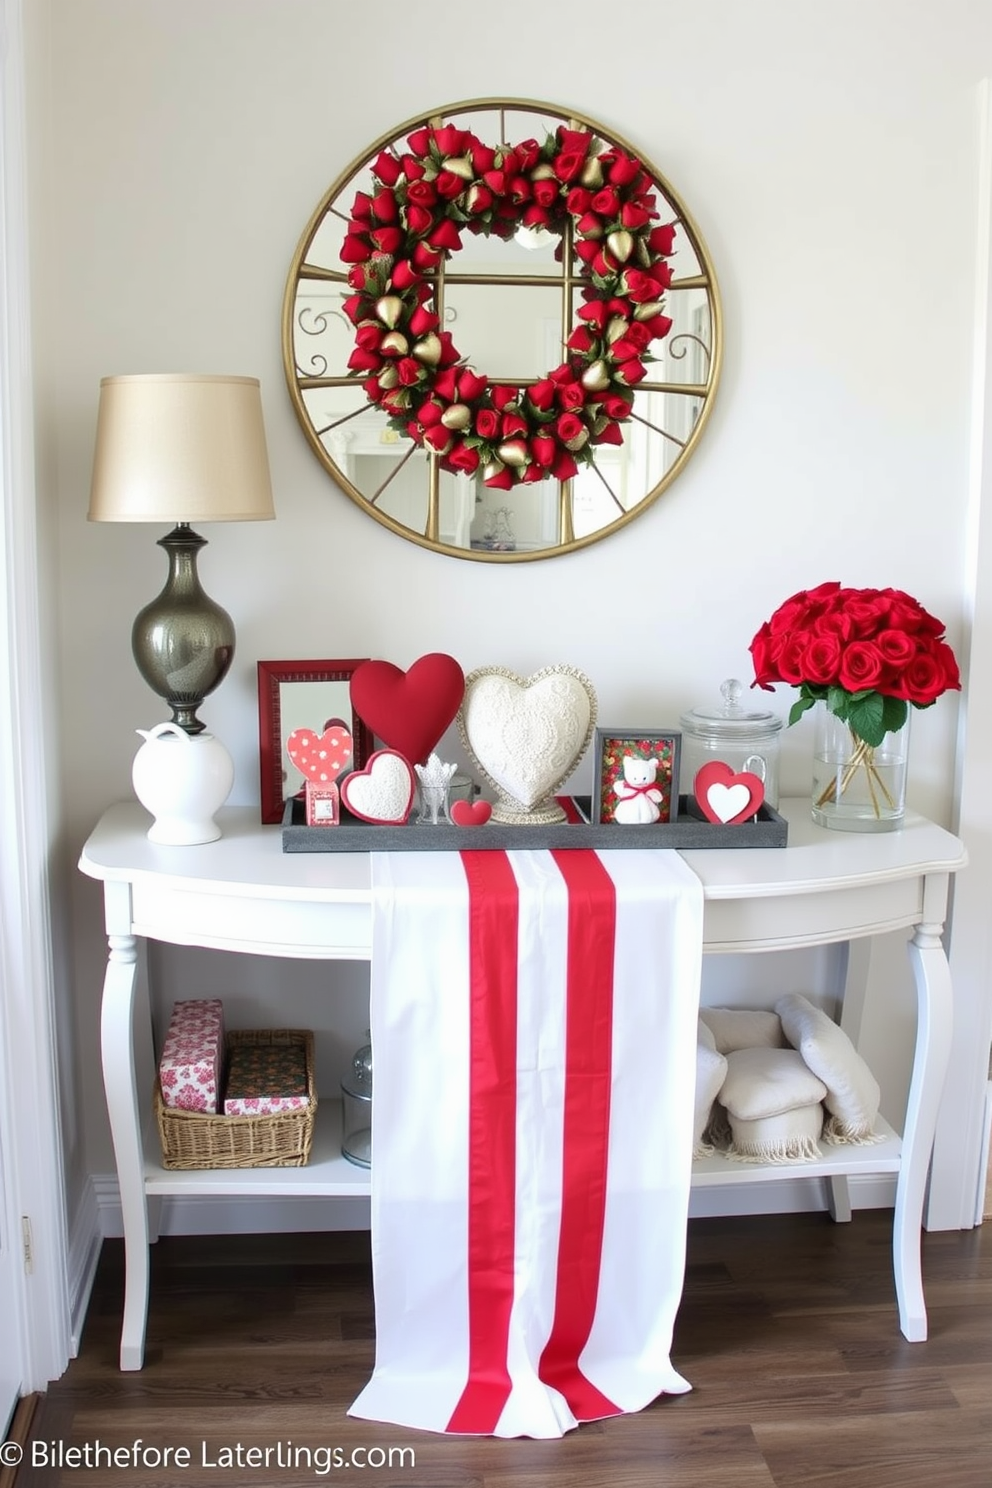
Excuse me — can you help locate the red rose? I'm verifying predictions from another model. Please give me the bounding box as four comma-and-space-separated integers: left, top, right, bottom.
405, 202, 434, 236
553, 149, 587, 183
371, 189, 398, 223
347, 346, 382, 373
516, 138, 541, 170
802, 634, 843, 685
435, 170, 466, 201
483, 168, 509, 196
468, 139, 495, 174
838, 640, 885, 692
371, 226, 404, 254
408, 305, 439, 337
527, 379, 557, 412
521, 204, 552, 230
566, 325, 595, 353
532, 177, 560, 209
875, 628, 918, 668
372, 152, 403, 188
428, 219, 462, 252
593, 421, 624, 445
620, 201, 653, 231
501, 412, 528, 439
556, 412, 586, 442
491, 385, 519, 411
423, 424, 452, 454
607, 152, 642, 186
599, 393, 632, 420
648, 223, 677, 256
340, 233, 372, 264
459, 369, 488, 402
531, 434, 557, 468
621, 268, 662, 303
558, 128, 594, 155
465, 183, 493, 215
843, 596, 888, 638
557, 381, 586, 411
355, 324, 383, 353
615, 359, 646, 385
401, 154, 426, 181
566, 187, 592, 215
350, 191, 374, 221
772, 635, 809, 685
434, 124, 467, 156
406, 179, 438, 208
447, 442, 480, 474
637, 313, 673, 341
573, 237, 600, 264
411, 242, 441, 272
475, 408, 500, 440
397, 357, 424, 386
483, 466, 515, 490
406, 127, 431, 157
578, 301, 610, 331
551, 449, 579, 480
894, 649, 946, 704
749, 624, 779, 689
591, 187, 620, 217
340, 293, 365, 324
390, 260, 420, 291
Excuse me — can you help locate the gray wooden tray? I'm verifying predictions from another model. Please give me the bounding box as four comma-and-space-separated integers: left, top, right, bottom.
281, 795, 788, 852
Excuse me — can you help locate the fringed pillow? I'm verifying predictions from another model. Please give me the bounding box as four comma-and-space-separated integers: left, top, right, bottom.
720, 1046, 828, 1163
776, 992, 882, 1144
699, 1007, 785, 1054
694, 1019, 728, 1158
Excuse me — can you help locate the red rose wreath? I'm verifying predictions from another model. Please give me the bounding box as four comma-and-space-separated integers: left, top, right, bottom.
340, 120, 676, 489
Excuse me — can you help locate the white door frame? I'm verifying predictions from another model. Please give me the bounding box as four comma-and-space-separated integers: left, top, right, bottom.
0, 0, 72, 1409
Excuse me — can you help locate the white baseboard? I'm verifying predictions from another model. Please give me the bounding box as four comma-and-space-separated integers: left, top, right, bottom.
91, 1173, 895, 1239
66, 1179, 104, 1357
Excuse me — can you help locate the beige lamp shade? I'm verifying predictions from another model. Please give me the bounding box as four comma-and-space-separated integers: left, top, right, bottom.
88, 373, 275, 523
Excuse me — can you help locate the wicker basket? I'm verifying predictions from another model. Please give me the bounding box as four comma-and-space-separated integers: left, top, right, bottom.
154, 1029, 316, 1170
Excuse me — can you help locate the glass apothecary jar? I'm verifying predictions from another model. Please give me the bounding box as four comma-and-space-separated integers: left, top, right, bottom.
341, 1032, 372, 1168
679, 679, 783, 809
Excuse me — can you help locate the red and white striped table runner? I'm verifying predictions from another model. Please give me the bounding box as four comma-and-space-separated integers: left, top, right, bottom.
349, 846, 704, 1439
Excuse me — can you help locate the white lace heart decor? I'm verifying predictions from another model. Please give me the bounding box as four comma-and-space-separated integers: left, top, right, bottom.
340, 749, 415, 825
458, 664, 598, 823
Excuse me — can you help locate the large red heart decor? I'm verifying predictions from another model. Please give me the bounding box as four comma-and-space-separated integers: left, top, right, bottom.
286, 724, 353, 783
350, 653, 465, 765
694, 761, 765, 825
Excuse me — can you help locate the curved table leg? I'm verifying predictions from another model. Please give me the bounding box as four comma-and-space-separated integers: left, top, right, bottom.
100, 933, 149, 1370
896, 913, 954, 1341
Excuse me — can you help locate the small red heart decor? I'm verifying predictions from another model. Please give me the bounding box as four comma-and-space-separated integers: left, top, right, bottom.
450, 798, 493, 828
340, 749, 415, 824
286, 724, 353, 783
694, 761, 765, 825
350, 653, 465, 765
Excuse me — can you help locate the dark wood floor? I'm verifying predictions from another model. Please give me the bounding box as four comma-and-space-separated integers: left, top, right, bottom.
22, 1210, 992, 1487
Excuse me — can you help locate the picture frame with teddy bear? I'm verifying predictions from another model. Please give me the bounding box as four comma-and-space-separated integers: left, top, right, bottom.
593, 728, 681, 826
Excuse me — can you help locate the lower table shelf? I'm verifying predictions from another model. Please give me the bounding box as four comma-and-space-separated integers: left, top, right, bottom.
142, 1100, 902, 1199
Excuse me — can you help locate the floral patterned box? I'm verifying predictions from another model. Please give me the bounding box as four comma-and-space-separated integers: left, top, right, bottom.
222, 1036, 311, 1116
158, 998, 224, 1112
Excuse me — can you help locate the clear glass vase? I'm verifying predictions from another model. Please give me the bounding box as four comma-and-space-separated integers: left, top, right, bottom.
811, 702, 910, 832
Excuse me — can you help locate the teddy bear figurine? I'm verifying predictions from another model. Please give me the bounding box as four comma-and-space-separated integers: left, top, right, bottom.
613, 753, 664, 825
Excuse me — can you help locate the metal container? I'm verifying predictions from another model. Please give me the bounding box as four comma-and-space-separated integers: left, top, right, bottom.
340, 1033, 372, 1168
679, 678, 783, 809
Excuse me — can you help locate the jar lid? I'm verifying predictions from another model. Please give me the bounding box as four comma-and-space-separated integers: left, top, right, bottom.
341, 1034, 372, 1098
679, 678, 784, 742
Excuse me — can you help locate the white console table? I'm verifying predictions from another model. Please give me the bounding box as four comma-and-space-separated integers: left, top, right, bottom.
79, 798, 966, 1371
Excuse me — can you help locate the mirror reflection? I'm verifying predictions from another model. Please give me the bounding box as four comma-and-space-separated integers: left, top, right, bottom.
283, 101, 722, 561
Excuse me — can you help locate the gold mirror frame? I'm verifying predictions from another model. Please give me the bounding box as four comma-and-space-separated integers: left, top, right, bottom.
282, 99, 722, 562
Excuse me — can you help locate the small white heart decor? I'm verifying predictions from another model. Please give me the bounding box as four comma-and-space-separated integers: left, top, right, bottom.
458, 664, 597, 824
340, 749, 415, 825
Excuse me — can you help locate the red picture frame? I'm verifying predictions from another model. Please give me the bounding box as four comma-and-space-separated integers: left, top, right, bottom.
257, 659, 374, 825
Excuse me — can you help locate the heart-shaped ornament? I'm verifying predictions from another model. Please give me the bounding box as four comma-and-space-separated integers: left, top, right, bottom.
286, 724, 353, 784
340, 749, 415, 824
450, 798, 493, 827
458, 664, 597, 824
694, 761, 765, 825
350, 653, 465, 765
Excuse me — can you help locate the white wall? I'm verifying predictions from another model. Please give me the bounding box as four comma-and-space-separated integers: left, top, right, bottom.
39, 1, 992, 1187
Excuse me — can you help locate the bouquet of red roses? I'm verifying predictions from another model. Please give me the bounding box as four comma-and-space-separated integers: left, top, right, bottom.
749, 582, 960, 748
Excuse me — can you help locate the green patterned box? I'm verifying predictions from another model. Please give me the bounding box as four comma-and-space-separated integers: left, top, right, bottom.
223, 1034, 310, 1115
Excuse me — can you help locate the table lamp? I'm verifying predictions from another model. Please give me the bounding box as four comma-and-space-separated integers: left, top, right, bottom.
89, 373, 275, 842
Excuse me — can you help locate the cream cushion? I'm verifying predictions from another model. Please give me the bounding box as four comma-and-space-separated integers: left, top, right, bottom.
720, 1046, 827, 1119
699, 1007, 785, 1054
776, 992, 881, 1143
726, 1102, 824, 1163
694, 1019, 728, 1157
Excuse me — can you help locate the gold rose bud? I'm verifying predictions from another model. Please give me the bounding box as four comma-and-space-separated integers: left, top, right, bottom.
580, 157, 604, 188
635, 237, 653, 268
443, 156, 475, 180
441, 403, 471, 431
379, 331, 410, 357
530, 163, 556, 180
563, 427, 590, 451
633, 300, 666, 322
580, 360, 611, 392
482, 459, 506, 482
377, 365, 400, 390
375, 295, 404, 329
496, 440, 529, 468
606, 230, 634, 263
412, 333, 443, 365
606, 316, 628, 344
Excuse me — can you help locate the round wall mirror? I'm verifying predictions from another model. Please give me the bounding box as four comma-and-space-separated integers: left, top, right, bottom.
283, 100, 722, 562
